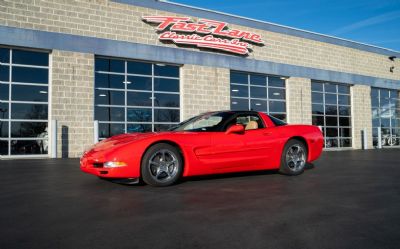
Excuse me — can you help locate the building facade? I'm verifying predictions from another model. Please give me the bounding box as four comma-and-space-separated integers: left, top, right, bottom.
0, 0, 399, 158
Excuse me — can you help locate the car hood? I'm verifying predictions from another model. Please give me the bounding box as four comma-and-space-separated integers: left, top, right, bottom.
89, 132, 160, 153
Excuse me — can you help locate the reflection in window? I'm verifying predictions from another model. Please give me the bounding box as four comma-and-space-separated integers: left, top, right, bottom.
1, 47, 49, 156
371, 88, 400, 147
95, 57, 180, 139
311, 81, 351, 148
230, 71, 286, 121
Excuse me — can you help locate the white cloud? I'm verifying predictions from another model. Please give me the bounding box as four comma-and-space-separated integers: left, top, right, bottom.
331, 10, 400, 35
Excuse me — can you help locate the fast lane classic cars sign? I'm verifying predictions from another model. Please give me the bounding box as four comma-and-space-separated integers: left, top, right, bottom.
142, 16, 264, 55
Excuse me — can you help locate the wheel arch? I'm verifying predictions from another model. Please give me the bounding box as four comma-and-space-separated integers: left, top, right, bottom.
140, 140, 186, 175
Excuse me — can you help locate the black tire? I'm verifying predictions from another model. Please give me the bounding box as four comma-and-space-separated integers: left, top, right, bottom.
279, 139, 308, 176
141, 143, 183, 187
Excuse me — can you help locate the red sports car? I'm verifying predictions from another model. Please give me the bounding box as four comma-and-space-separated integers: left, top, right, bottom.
81, 111, 324, 186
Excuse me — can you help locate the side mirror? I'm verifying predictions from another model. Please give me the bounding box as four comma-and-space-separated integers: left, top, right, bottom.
225, 124, 245, 135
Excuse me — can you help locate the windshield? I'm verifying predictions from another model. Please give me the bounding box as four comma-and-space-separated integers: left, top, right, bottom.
170, 112, 232, 132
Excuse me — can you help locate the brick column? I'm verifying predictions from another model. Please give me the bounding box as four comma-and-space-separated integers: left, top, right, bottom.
286, 77, 312, 124
51, 50, 94, 158
181, 65, 230, 120
351, 85, 373, 149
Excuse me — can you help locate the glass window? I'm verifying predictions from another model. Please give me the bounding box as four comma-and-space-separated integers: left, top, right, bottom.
154, 64, 179, 77
154, 93, 179, 107
325, 105, 337, 115
312, 92, 323, 104
126, 76, 152, 91
268, 88, 285, 100
250, 99, 268, 112
231, 84, 249, 98
0, 65, 9, 82
268, 77, 285, 88
127, 108, 152, 122
250, 86, 267, 99
12, 67, 48, 84
12, 49, 48, 66
0, 140, 7, 155
126, 91, 152, 107
11, 103, 48, 120
312, 81, 351, 148
231, 98, 248, 110
230, 71, 286, 121
94, 57, 180, 137
95, 107, 124, 122
250, 75, 266, 86
95, 90, 125, 106
95, 73, 125, 89
11, 122, 47, 138
154, 109, 180, 123
98, 123, 125, 138
325, 84, 337, 93
230, 72, 248, 84
128, 61, 152, 75
0, 121, 8, 138
154, 78, 179, 92
12, 85, 48, 102
0, 48, 48, 157
128, 123, 152, 133
95, 58, 124, 73
312, 104, 324, 115
0, 83, 9, 100
311, 82, 323, 92
371, 87, 400, 147
0, 48, 9, 63
10, 140, 47, 155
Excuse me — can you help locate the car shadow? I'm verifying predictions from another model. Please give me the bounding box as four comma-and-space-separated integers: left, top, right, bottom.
182, 163, 315, 183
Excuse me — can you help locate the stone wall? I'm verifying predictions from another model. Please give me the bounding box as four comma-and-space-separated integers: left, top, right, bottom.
351, 85, 373, 149
181, 65, 230, 120
286, 77, 312, 124
51, 50, 94, 157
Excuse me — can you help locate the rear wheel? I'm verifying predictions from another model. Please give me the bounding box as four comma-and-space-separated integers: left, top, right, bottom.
279, 139, 307, 176
141, 143, 183, 187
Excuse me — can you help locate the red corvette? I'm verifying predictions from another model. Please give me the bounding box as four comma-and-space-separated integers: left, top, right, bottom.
81, 111, 323, 186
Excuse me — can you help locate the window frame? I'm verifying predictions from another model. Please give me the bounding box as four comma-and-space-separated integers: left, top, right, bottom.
94, 56, 181, 139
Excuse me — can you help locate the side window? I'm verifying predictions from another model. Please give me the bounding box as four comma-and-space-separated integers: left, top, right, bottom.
233, 115, 265, 130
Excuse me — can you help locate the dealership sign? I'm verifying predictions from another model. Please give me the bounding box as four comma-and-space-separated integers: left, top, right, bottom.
142, 16, 264, 55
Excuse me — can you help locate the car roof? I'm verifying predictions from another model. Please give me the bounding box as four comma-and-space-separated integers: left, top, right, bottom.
203, 110, 261, 116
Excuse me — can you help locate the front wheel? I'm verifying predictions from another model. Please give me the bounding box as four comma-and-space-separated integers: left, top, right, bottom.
279, 139, 308, 176
141, 143, 183, 187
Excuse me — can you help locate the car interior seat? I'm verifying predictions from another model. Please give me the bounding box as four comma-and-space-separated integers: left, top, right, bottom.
245, 120, 258, 130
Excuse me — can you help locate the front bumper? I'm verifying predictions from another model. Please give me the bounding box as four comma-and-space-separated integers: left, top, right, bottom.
80, 152, 139, 179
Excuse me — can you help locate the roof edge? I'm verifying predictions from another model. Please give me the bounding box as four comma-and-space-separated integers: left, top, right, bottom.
112, 0, 400, 58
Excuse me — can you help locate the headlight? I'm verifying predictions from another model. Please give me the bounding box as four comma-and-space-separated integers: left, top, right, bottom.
104, 161, 128, 168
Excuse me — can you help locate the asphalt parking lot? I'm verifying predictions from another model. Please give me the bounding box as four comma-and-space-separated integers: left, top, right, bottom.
1, 149, 400, 249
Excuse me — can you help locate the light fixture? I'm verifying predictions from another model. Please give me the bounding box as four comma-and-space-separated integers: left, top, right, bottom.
280, 77, 288, 80
39, 91, 47, 94
232, 101, 238, 105
232, 89, 239, 92
255, 103, 261, 106
273, 92, 280, 96
123, 81, 131, 84
156, 63, 166, 67
99, 94, 107, 97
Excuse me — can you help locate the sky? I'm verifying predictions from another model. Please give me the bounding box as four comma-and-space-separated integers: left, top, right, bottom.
169, 0, 400, 51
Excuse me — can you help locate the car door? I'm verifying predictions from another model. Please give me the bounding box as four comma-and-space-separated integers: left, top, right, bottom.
209, 112, 276, 171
